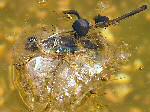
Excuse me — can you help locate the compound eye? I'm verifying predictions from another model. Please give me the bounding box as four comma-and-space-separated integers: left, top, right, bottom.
25, 36, 39, 52
94, 15, 109, 27
72, 19, 90, 37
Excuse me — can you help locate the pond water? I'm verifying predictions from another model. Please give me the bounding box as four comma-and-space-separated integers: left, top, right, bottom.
0, 0, 150, 112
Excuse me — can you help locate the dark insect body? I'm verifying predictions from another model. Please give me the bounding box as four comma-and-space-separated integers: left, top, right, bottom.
41, 35, 78, 54
24, 5, 148, 54
63, 10, 90, 37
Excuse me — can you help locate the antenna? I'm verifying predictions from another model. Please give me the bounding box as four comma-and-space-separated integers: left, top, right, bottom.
96, 5, 148, 28
63, 10, 81, 19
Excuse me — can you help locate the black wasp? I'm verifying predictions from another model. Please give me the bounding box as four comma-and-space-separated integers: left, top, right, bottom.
25, 5, 147, 54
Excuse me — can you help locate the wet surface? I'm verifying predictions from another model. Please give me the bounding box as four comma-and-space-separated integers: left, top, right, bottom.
0, 0, 150, 112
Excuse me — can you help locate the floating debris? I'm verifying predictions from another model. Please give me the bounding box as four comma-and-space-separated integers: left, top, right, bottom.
13, 5, 147, 112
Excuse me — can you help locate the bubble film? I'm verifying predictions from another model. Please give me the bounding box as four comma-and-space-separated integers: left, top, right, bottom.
13, 26, 129, 112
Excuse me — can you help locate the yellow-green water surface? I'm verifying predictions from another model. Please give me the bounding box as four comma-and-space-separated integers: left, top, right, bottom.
0, 0, 150, 112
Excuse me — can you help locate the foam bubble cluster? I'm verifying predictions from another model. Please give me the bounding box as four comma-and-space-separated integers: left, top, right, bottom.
13, 26, 129, 111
